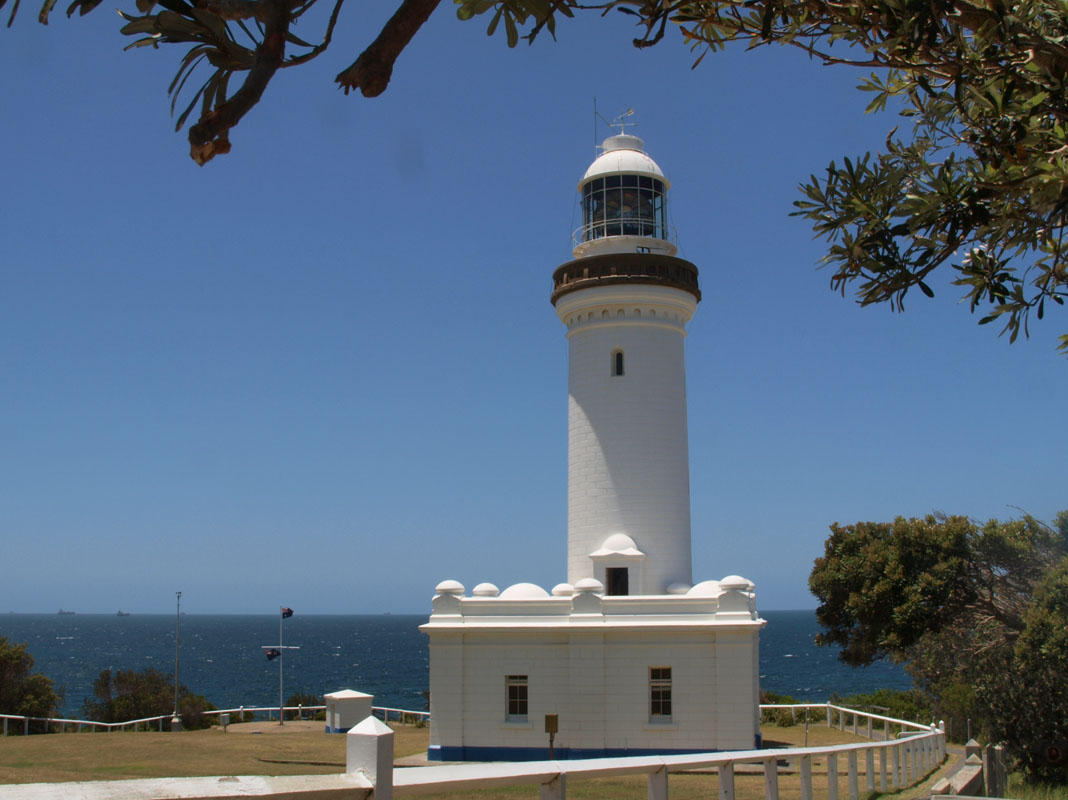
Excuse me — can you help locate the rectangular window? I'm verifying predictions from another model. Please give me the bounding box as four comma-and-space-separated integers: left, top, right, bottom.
506, 675, 528, 720
650, 667, 672, 720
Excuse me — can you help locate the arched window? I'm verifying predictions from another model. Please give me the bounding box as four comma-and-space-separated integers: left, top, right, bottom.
612, 350, 624, 377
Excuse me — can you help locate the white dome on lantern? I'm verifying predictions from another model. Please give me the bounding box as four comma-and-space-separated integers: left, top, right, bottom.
580, 134, 670, 187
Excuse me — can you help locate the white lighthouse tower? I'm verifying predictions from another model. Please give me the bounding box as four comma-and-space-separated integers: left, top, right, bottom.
553, 132, 700, 596
422, 129, 764, 763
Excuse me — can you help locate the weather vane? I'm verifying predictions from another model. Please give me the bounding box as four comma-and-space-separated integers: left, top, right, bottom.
592, 100, 637, 149
609, 108, 636, 135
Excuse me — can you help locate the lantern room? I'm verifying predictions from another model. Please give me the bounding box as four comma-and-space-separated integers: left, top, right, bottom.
573, 133, 677, 259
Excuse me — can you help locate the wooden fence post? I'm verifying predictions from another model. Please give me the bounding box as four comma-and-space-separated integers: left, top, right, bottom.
648, 766, 668, 800
540, 774, 566, 800
719, 761, 735, 800
847, 750, 858, 800
763, 757, 779, 800
827, 752, 838, 800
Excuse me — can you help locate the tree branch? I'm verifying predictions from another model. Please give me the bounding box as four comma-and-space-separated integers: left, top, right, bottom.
187, 0, 291, 163
334, 0, 440, 97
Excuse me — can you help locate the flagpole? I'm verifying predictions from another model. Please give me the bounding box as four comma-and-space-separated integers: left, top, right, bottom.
278, 605, 284, 726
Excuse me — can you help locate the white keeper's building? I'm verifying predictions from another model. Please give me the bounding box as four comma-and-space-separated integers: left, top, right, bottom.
421, 132, 765, 761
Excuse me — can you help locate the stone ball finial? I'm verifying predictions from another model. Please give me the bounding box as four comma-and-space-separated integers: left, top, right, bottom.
434, 580, 465, 596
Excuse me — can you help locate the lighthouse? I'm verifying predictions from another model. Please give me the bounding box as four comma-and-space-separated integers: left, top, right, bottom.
422, 129, 764, 762
552, 132, 701, 596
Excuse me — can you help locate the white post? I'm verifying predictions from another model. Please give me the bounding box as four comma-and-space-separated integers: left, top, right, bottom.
852, 714, 858, 737
278, 608, 284, 726
879, 745, 888, 792
763, 758, 779, 800
898, 742, 907, 787
826, 706, 832, 727
865, 748, 875, 793
866, 717, 872, 739
648, 765, 668, 800
540, 774, 565, 800
346, 715, 394, 800
800, 756, 813, 800
719, 761, 735, 800
847, 750, 858, 800
827, 752, 838, 800
891, 744, 900, 790
2, 718, 6, 736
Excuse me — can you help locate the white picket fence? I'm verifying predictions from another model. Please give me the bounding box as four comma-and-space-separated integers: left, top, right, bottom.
0, 703, 946, 800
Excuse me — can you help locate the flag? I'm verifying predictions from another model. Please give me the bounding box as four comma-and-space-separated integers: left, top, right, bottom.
265, 648, 281, 661
281, 607, 294, 618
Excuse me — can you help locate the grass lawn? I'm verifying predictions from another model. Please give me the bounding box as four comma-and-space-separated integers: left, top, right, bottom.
0, 720, 427, 784
0, 721, 954, 799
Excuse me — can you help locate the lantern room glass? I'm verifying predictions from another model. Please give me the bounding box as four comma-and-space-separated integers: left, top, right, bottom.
581, 176, 666, 242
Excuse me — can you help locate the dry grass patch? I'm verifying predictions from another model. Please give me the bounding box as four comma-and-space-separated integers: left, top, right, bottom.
0, 721, 428, 784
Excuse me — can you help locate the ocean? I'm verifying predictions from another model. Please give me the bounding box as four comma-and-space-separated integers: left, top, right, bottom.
0, 611, 910, 718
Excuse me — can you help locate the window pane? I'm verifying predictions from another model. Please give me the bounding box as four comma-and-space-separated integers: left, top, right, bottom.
506, 676, 528, 718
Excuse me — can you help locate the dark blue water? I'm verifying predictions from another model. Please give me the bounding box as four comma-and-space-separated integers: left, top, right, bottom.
0, 610, 908, 717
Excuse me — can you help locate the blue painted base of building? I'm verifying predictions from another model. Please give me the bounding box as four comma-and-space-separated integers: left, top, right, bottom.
325, 725, 353, 733
428, 735, 762, 762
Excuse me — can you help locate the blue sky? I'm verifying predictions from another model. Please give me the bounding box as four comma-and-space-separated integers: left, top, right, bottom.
2, 0, 1065, 614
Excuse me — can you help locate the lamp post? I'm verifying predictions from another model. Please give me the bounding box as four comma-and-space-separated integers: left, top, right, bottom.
171, 591, 182, 731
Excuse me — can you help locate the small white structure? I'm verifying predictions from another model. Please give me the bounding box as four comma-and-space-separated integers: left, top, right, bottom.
423, 131, 765, 761
325, 689, 373, 733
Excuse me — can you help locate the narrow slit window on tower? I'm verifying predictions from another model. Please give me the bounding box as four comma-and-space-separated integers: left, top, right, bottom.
506, 675, 528, 720
612, 350, 624, 377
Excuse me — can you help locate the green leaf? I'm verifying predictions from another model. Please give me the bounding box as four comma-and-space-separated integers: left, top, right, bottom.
504, 9, 517, 46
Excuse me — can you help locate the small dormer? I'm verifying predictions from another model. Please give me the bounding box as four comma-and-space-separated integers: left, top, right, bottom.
589, 533, 646, 595
573, 134, 677, 259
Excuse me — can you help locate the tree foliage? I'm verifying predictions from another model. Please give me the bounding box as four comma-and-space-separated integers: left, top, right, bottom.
81, 666, 217, 729
5, 0, 1068, 346
810, 510, 1068, 780
284, 690, 324, 720
0, 636, 61, 733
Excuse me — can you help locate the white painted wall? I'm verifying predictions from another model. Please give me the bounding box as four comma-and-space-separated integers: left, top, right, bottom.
426, 624, 760, 755
555, 284, 699, 594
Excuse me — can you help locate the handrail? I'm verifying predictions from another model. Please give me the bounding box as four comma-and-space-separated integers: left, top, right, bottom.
395, 729, 944, 790
761, 702, 933, 731
0, 704, 429, 735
